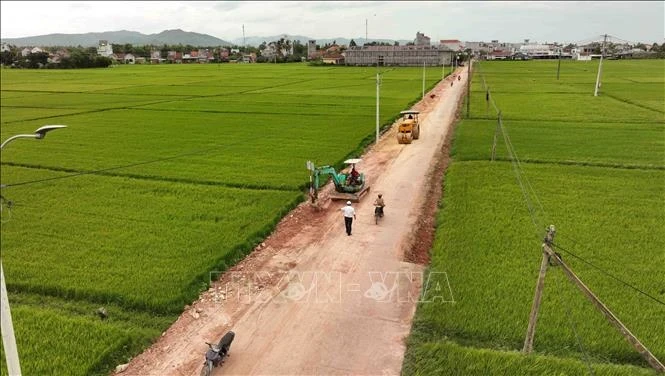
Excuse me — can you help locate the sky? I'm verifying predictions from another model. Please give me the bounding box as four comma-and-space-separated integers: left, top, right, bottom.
1, 1, 663, 44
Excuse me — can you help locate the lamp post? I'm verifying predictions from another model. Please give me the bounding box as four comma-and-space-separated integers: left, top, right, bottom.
1, 124, 66, 376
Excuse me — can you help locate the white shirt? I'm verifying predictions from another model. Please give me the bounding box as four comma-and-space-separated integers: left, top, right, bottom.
341, 205, 355, 218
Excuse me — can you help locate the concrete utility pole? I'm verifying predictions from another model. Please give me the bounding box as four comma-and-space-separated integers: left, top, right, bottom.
422, 61, 426, 99
522, 225, 665, 373
523, 225, 556, 354
466, 57, 471, 118
556, 49, 562, 80
242, 24, 246, 48
594, 34, 608, 96
1, 264, 20, 376
376, 71, 381, 145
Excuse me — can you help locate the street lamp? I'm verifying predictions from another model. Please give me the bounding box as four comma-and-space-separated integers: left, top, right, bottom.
1, 124, 66, 376
0, 125, 67, 149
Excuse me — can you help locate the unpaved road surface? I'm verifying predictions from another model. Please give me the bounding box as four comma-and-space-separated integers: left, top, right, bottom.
122, 69, 467, 376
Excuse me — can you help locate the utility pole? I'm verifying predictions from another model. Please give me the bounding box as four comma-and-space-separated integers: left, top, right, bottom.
422, 60, 426, 99
466, 56, 471, 118
441, 55, 445, 80
556, 49, 561, 80
1, 264, 21, 376
521, 225, 665, 373
365, 18, 368, 44
594, 34, 608, 96
491, 110, 500, 161
242, 24, 246, 48
376, 70, 381, 145
523, 225, 556, 354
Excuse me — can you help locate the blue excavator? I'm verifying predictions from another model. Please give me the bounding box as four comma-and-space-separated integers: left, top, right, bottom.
309, 159, 370, 203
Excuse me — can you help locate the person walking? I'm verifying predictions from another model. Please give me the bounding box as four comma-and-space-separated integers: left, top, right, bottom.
341, 201, 356, 236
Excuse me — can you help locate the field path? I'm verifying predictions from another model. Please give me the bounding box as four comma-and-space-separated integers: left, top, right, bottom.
122, 68, 468, 376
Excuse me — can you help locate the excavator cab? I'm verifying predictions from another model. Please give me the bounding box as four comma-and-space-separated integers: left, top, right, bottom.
397, 110, 420, 144
310, 159, 370, 203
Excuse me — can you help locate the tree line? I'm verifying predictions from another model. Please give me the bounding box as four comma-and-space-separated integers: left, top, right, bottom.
1, 46, 113, 69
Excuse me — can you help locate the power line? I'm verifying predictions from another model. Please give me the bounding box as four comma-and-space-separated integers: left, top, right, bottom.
555, 233, 645, 279
476, 61, 548, 237
2, 140, 247, 189
552, 243, 665, 307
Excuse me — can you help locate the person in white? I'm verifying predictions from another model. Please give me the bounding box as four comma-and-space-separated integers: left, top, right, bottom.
341, 201, 356, 236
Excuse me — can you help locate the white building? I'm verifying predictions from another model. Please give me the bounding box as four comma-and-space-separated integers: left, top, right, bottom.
123, 53, 135, 64
519, 43, 560, 58
97, 40, 114, 57
1, 43, 10, 53
439, 39, 464, 52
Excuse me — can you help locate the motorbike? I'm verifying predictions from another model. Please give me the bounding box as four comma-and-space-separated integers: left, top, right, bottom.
374, 205, 384, 224
200, 331, 235, 376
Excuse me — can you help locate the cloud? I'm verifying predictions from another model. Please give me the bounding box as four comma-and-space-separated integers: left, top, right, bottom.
1, 1, 662, 43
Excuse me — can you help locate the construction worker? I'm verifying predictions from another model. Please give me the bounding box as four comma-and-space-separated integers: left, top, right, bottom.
341, 201, 356, 236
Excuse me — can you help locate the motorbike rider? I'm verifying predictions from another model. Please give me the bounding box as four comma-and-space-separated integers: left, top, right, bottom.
374, 194, 385, 217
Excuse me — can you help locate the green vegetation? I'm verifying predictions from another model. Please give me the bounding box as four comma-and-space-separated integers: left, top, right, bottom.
404, 59, 664, 375
0, 63, 442, 374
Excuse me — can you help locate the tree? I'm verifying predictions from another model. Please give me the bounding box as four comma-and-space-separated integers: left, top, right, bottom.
1, 50, 14, 65
349, 39, 357, 47
292, 40, 306, 55
26, 51, 49, 68
394, 41, 400, 46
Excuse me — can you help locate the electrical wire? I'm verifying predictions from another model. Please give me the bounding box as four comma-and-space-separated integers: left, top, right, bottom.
2, 139, 247, 189
552, 242, 665, 307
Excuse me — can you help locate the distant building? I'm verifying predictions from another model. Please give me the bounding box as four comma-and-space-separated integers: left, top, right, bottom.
345, 32, 452, 66
97, 40, 114, 57
219, 48, 229, 61
262, 42, 278, 59
415, 32, 431, 46
440, 39, 464, 52
465, 40, 523, 55
150, 50, 164, 64
345, 45, 453, 66
167, 51, 183, 63
307, 40, 317, 59
487, 50, 513, 60
322, 52, 345, 64
241, 53, 256, 63
519, 43, 564, 59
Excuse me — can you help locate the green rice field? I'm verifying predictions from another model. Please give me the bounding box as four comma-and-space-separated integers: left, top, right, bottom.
0, 63, 443, 375
403, 59, 665, 375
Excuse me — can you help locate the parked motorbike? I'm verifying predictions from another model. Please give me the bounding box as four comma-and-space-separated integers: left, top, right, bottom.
200, 331, 235, 376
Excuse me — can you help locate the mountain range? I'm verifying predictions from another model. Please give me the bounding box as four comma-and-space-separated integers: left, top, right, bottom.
1, 29, 413, 48
1, 29, 231, 47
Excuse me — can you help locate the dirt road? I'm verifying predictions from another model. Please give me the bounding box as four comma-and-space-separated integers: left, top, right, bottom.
122, 68, 467, 376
